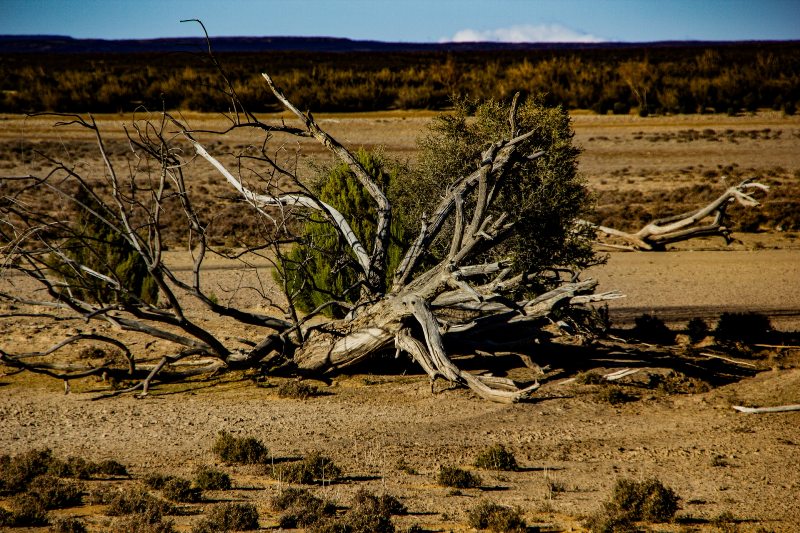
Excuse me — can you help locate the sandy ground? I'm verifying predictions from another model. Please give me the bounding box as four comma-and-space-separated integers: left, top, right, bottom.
2, 111, 800, 531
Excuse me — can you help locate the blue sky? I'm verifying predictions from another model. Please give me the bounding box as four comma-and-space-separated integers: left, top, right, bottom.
1, 0, 799, 42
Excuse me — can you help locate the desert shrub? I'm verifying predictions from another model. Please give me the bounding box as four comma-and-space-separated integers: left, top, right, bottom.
307, 490, 404, 533
108, 513, 176, 533
193, 467, 231, 491
94, 459, 129, 477
0, 507, 12, 527
271, 488, 336, 529
437, 465, 481, 489
586, 477, 679, 531
26, 475, 83, 509
5, 492, 50, 526
193, 502, 259, 532
632, 313, 674, 344
467, 500, 526, 532
275, 453, 342, 485
277, 380, 322, 399
414, 95, 598, 289
161, 477, 201, 503
651, 371, 711, 395
143, 473, 175, 490
0, 448, 55, 494
714, 312, 772, 344
105, 486, 175, 518
47, 456, 94, 480
473, 444, 519, 471
212, 431, 269, 464
687, 317, 710, 342
574, 370, 606, 385
351, 489, 407, 516
595, 386, 638, 404
278, 148, 412, 317
50, 516, 88, 533
46, 185, 158, 305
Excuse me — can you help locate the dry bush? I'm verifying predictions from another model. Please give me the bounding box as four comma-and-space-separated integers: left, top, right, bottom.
0, 448, 55, 494
467, 500, 526, 532
193, 467, 231, 491
271, 487, 336, 529
277, 380, 322, 399
473, 444, 519, 471
143, 473, 175, 490
595, 386, 639, 405
108, 513, 176, 533
651, 371, 711, 395
437, 465, 481, 489
211, 431, 269, 465
586, 477, 679, 531
687, 317, 710, 343
574, 370, 606, 385
274, 452, 342, 485
161, 477, 201, 503
192, 502, 259, 532
714, 312, 773, 344
632, 314, 675, 344
105, 486, 175, 518
50, 516, 88, 533
26, 475, 83, 509
4, 492, 50, 526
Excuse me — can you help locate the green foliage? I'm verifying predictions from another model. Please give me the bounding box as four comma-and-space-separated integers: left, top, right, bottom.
586, 477, 679, 531
193, 467, 231, 491
278, 149, 411, 316
415, 96, 598, 289
161, 477, 201, 503
714, 312, 773, 344
436, 465, 481, 488
211, 431, 269, 465
473, 444, 519, 471
467, 500, 526, 532
274, 453, 342, 485
193, 502, 259, 532
47, 186, 158, 305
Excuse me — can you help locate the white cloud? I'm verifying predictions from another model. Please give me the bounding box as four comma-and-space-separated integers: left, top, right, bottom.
444, 24, 604, 43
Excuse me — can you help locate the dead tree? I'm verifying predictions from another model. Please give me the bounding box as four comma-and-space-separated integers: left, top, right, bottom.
584, 179, 769, 251
0, 68, 628, 402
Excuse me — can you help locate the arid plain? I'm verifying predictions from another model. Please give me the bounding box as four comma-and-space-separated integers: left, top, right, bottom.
2, 110, 800, 531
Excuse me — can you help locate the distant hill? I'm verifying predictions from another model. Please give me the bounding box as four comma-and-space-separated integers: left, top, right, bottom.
0, 34, 787, 54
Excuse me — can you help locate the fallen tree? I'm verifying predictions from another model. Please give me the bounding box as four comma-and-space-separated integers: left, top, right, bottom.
0, 55, 767, 402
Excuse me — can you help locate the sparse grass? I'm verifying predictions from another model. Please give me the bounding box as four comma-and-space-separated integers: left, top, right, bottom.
193, 466, 231, 491
467, 500, 526, 532
192, 502, 259, 532
277, 380, 322, 399
473, 444, 519, 471
212, 431, 269, 464
586, 477, 679, 531
437, 465, 481, 489
274, 452, 342, 485
395, 457, 417, 475
161, 477, 201, 503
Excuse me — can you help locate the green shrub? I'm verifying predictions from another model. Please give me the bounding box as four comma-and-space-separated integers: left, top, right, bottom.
467, 500, 526, 532
26, 475, 83, 509
193, 467, 231, 491
436, 465, 481, 489
211, 431, 269, 464
193, 502, 259, 532
278, 148, 412, 317
161, 477, 201, 503
586, 477, 679, 531
271, 487, 336, 529
275, 453, 342, 485
50, 516, 88, 533
473, 444, 519, 471
47, 185, 158, 305
714, 312, 772, 344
